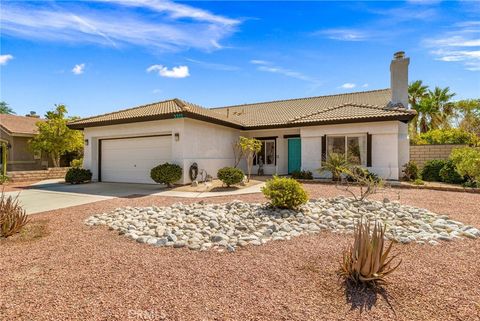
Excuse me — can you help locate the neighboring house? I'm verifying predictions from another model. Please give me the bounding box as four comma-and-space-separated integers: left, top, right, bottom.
0, 114, 48, 171
68, 52, 415, 184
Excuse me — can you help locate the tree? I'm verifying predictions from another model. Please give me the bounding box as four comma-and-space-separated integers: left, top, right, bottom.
238, 136, 262, 181
408, 81, 456, 134
29, 105, 83, 167
454, 99, 480, 136
0, 101, 15, 114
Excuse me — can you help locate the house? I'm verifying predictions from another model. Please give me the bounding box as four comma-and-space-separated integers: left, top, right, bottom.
0, 114, 47, 172
68, 52, 415, 184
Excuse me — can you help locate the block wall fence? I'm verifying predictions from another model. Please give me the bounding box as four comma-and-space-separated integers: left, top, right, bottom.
409, 144, 466, 168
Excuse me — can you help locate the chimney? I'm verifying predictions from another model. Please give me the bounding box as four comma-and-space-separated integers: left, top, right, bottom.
390, 51, 409, 108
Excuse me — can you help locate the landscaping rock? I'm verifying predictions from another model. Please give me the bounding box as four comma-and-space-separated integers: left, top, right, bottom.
85, 197, 479, 252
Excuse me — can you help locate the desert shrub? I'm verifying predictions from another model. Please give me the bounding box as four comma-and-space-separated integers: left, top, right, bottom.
217, 167, 244, 187
462, 180, 479, 188
402, 161, 419, 181
413, 178, 425, 185
439, 160, 465, 184
421, 159, 446, 182
65, 168, 92, 184
338, 219, 401, 287
261, 176, 308, 210
449, 147, 480, 183
411, 128, 478, 146
150, 163, 182, 187
318, 153, 349, 181
70, 158, 83, 168
339, 166, 384, 201
0, 174, 9, 185
291, 170, 313, 180
0, 192, 29, 238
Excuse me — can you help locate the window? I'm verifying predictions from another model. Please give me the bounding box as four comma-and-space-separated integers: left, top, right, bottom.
254, 139, 276, 165
326, 135, 366, 166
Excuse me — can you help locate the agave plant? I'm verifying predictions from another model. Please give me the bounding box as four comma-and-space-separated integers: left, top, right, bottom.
0, 191, 29, 238
339, 219, 401, 287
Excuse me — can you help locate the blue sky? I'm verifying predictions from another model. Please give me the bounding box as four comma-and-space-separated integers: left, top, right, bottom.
1, 0, 479, 118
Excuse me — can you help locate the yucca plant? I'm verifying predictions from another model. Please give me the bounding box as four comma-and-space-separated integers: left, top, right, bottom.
339, 219, 401, 288
0, 191, 29, 238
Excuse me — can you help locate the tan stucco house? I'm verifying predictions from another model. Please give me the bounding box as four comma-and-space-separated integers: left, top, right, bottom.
68, 52, 415, 184
0, 114, 47, 172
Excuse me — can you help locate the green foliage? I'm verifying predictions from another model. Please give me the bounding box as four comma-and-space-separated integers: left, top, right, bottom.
65, 168, 92, 184
439, 160, 465, 184
462, 180, 479, 188
0, 101, 15, 115
449, 147, 480, 182
28, 105, 83, 167
70, 158, 83, 168
150, 163, 182, 187
345, 166, 380, 183
455, 99, 480, 137
421, 159, 447, 182
318, 153, 349, 181
291, 170, 313, 180
339, 166, 384, 201
411, 128, 478, 146
261, 176, 308, 210
217, 167, 244, 187
238, 136, 262, 181
0, 175, 9, 185
413, 178, 425, 185
402, 161, 419, 181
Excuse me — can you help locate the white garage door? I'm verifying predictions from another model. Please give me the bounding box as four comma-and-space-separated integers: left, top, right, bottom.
100, 135, 172, 184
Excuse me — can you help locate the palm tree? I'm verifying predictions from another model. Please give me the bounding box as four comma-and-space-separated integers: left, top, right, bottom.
0, 101, 15, 114
408, 80, 429, 134
427, 86, 456, 130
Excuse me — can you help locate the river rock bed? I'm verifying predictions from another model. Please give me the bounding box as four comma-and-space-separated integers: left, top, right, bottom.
85, 197, 479, 251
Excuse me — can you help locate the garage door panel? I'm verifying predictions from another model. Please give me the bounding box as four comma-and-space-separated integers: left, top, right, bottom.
101, 136, 172, 184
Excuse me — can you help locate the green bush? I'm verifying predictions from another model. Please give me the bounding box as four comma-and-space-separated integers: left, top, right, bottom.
413, 178, 425, 185
291, 170, 313, 180
70, 158, 83, 168
217, 167, 244, 187
411, 128, 478, 146
439, 160, 465, 184
450, 147, 480, 182
0, 174, 9, 185
65, 168, 92, 184
261, 176, 308, 210
345, 166, 380, 183
318, 153, 349, 181
421, 159, 446, 182
150, 163, 182, 187
402, 161, 419, 181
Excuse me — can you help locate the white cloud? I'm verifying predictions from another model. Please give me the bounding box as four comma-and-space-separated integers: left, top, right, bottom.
72, 63, 85, 75
250, 59, 270, 65
152, 88, 162, 94
186, 58, 239, 71
424, 21, 480, 71
249, 60, 320, 87
0, 1, 239, 52
0, 54, 14, 65
147, 65, 190, 78
361, 83, 369, 88
315, 29, 371, 42
340, 83, 356, 89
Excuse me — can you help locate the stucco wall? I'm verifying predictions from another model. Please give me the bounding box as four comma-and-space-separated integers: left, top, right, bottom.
0, 128, 44, 171
300, 121, 406, 180
83, 119, 185, 182
409, 144, 466, 168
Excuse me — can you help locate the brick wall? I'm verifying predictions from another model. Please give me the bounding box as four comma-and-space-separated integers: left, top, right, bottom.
7, 167, 70, 182
409, 144, 466, 168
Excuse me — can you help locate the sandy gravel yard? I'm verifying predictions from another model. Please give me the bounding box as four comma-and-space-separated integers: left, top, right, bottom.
1, 184, 479, 321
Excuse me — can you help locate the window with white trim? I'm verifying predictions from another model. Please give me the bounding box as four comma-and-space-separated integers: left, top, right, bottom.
326, 135, 367, 166
254, 139, 276, 165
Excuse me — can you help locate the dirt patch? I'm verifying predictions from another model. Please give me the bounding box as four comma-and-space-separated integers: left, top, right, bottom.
172, 178, 263, 192
1, 219, 50, 244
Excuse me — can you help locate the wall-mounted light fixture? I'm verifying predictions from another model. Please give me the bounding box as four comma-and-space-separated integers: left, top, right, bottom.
174, 133, 180, 141
84, 139, 89, 146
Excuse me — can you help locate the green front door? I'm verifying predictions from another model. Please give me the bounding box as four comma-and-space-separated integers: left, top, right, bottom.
288, 138, 301, 174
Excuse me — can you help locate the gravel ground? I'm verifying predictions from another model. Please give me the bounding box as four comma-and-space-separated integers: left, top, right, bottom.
1, 184, 479, 321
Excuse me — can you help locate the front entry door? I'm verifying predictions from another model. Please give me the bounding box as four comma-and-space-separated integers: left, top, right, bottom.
288, 138, 301, 174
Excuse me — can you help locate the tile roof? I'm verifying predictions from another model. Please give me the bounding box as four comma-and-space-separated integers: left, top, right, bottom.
68, 89, 415, 130
0, 114, 43, 135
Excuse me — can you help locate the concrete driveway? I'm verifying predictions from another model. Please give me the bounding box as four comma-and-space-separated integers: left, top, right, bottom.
5, 180, 166, 215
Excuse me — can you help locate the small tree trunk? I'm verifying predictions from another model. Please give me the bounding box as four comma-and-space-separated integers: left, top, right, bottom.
51, 153, 60, 167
